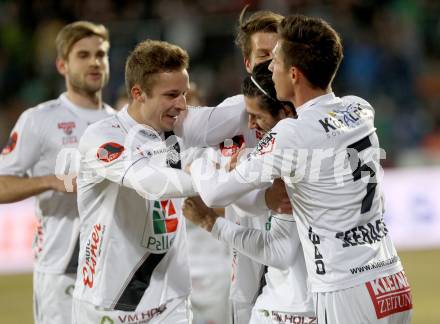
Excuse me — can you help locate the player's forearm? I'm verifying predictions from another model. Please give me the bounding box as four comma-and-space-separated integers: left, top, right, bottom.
123, 166, 197, 199
0, 175, 54, 203
190, 158, 256, 207
212, 217, 297, 270
231, 188, 269, 218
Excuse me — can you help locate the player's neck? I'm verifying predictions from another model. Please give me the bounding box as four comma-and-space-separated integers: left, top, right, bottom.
293, 86, 331, 110
66, 90, 102, 110
127, 102, 162, 134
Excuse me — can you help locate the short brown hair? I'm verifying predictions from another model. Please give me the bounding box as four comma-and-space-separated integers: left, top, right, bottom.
278, 15, 343, 89
125, 39, 189, 98
56, 21, 109, 60
235, 5, 283, 60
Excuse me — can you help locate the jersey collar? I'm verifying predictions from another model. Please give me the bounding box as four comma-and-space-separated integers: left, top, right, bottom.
117, 106, 163, 140
296, 92, 338, 114
60, 93, 112, 120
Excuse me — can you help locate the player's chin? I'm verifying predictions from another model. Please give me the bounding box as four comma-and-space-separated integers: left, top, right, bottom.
161, 118, 176, 132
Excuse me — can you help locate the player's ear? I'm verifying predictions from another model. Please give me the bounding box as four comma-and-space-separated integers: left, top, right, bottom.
244, 57, 252, 74
290, 66, 301, 86
56, 57, 66, 76
130, 85, 145, 103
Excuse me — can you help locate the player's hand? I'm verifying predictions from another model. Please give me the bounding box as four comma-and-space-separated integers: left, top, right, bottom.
182, 196, 220, 232
47, 175, 77, 193
226, 143, 246, 172
265, 178, 292, 214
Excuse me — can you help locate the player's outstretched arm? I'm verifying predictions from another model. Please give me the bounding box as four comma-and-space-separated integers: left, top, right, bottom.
212, 216, 300, 270
0, 174, 74, 203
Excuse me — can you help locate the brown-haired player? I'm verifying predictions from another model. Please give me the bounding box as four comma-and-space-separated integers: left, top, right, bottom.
0, 21, 113, 324
268, 14, 413, 324
183, 6, 290, 323
71, 39, 200, 323
189, 14, 413, 324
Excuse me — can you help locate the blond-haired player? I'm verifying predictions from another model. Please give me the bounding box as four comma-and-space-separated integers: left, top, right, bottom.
0, 21, 113, 324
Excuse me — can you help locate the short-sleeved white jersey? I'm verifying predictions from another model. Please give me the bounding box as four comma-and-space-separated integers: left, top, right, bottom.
0, 93, 113, 274
73, 107, 198, 311
191, 93, 402, 293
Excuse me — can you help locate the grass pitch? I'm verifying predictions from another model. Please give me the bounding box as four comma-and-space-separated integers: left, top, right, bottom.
0, 249, 438, 323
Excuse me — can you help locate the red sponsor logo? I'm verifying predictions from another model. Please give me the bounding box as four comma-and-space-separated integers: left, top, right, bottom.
219, 135, 245, 157
97, 142, 125, 162
82, 223, 104, 288
366, 271, 413, 319
58, 122, 76, 135
1, 132, 18, 155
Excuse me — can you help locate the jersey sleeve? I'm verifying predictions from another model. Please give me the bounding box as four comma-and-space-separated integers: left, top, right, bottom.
190, 119, 299, 207
211, 215, 300, 270
0, 109, 42, 176
230, 188, 270, 218
79, 126, 197, 200
175, 95, 248, 147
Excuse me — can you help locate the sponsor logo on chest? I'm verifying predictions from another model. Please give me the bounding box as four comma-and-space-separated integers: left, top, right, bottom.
82, 223, 105, 288
366, 271, 413, 319
142, 200, 178, 252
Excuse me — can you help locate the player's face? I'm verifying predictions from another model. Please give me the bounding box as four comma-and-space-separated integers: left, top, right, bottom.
61, 35, 110, 95
245, 96, 283, 133
269, 41, 294, 102
245, 32, 278, 73
142, 70, 189, 132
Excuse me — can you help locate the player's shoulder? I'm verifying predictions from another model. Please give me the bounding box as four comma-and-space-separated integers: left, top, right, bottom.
20, 98, 62, 120
216, 94, 245, 107
341, 95, 374, 110
79, 115, 123, 149
273, 117, 298, 134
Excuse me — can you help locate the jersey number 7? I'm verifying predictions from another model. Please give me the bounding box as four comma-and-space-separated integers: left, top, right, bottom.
347, 136, 377, 214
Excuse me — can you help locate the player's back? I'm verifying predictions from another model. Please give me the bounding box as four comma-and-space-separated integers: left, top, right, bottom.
270, 93, 401, 292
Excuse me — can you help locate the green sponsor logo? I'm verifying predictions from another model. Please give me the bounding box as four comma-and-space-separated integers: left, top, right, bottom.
152, 200, 178, 234
100, 315, 114, 324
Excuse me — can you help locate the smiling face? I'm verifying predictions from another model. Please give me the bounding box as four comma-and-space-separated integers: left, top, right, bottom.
245, 96, 285, 133
58, 35, 110, 96
139, 69, 190, 132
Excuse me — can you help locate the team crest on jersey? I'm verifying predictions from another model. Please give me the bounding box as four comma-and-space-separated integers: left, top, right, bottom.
142, 200, 178, 252
254, 132, 276, 156
219, 135, 245, 157
97, 142, 125, 162
58, 121, 76, 135
1, 132, 18, 155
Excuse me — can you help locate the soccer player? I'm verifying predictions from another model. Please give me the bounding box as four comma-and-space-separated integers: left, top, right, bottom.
218, 8, 291, 324
72, 40, 200, 323
190, 15, 413, 324
184, 61, 315, 324
0, 21, 113, 324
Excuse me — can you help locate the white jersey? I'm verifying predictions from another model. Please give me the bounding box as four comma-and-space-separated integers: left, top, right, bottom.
73, 99, 248, 311
214, 96, 270, 305
191, 93, 402, 293
73, 107, 197, 311
185, 94, 269, 305
212, 214, 314, 314
0, 93, 113, 274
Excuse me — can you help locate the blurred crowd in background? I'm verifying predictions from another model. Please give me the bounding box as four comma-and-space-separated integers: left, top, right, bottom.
0, 0, 439, 167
